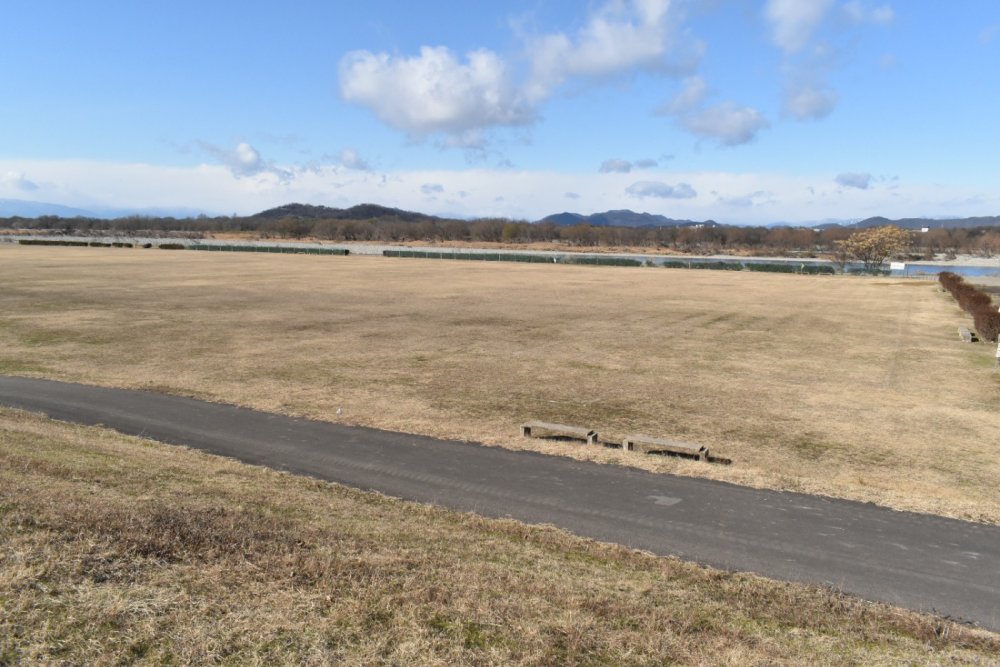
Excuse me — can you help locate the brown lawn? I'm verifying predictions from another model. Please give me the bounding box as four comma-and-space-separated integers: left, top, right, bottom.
1, 245, 998, 522
2, 408, 997, 664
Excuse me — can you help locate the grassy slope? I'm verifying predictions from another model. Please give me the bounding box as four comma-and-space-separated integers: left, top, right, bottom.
1, 247, 998, 523
2, 408, 998, 665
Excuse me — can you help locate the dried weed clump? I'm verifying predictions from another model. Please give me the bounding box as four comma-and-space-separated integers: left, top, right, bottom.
2, 409, 998, 665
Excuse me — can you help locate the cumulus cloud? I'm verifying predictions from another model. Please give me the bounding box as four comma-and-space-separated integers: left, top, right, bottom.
843, 2, 894, 25
718, 190, 772, 207
421, 183, 445, 195
338, 1, 699, 146
522, 0, 699, 102
681, 102, 769, 146
626, 180, 696, 199
835, 172, 872, 189
766, 2, 893, 124
784, 82, 838, 120
198, 141, 293, 181
599, 159, 633, 173
764, 0, 835, 53
659, 75, 708, 114
2, 171, 39, 191
599, 157, 660, 173
339, 46, 531, 137
338, 148, 371, 171
657, 76, 766, 145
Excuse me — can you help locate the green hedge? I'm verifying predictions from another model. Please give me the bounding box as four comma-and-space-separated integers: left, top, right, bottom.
565, 256, 643, 267
800, 265, 836, 275
744, 262, 795, 273
383, 249, 647, 267
18, 239, 90, 247
190, 244, 348, 255
381, 250, 839, 274
688, 261, 742, 271
848, 268, 890, 276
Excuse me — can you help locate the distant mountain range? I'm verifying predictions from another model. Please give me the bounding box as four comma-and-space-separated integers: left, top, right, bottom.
851, 215, 1000, 230
0, 198, 208, 219
4, 198, 1000, 231
255, 203, 436, 222
537, 210, 714, 228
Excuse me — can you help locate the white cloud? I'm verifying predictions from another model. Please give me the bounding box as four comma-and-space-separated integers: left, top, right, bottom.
764, 0, 835, 53
657, 77, 766, 146
835, 172, 872, 189
338, 148, 371, 171
681, 103, 769, 146
718, 190, 772, 207
565, 192, 581, 199
784, 83, 838, 120
718, 195, 754, 207
626, 180, 697, 199
421, 183, 445, 195
8, 158, 996, 226
339, 46, 531, 137
198, 141, 293, 181
843, 2, 894, 25
522, 0, 698, 102
2, 171, 39, 192
338, 1, 699, 146
870, 6, 895, 24
659, 75, 708, 114
599, 157, 659, 173
599, 159, 634, 173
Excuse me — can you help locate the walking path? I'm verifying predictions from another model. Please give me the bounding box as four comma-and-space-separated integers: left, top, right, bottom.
2, 375, 997, 632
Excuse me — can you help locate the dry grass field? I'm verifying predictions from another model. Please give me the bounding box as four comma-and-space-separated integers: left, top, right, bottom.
3, 407, 998, 665
1, 246, 999, 523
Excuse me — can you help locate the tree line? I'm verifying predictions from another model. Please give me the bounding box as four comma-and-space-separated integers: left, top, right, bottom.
4, 213, 1000, 258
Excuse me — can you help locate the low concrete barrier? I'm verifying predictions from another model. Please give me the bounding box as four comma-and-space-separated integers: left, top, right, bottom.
622, 435, 709, 461
521, 421, 598, 445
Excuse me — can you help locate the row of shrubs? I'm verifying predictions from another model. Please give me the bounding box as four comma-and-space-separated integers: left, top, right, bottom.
17, 238, 352, 255
189, 244, 349, 255
384, 250, 556, 263
18, 239, 137, 248
383, 250, 837, 273
939, 271, 1000, 342
566, 256, 643, 267
653, 259, 834, 274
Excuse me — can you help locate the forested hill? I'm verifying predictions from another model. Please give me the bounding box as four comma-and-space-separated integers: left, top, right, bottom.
537, 210, 711, 228
255, 203, 439, 222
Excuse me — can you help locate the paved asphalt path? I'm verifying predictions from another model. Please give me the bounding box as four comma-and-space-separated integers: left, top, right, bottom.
2, 375, 998, 632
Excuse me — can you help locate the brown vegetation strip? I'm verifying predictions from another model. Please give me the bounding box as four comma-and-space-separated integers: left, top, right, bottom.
2, 409, 998, 664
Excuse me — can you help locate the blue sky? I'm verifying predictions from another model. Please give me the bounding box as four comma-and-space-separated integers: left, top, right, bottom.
1, 0, 998, 223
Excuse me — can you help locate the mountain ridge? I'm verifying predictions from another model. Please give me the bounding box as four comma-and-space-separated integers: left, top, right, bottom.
536, 209, 713, 228
3, 198, 1000, 230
